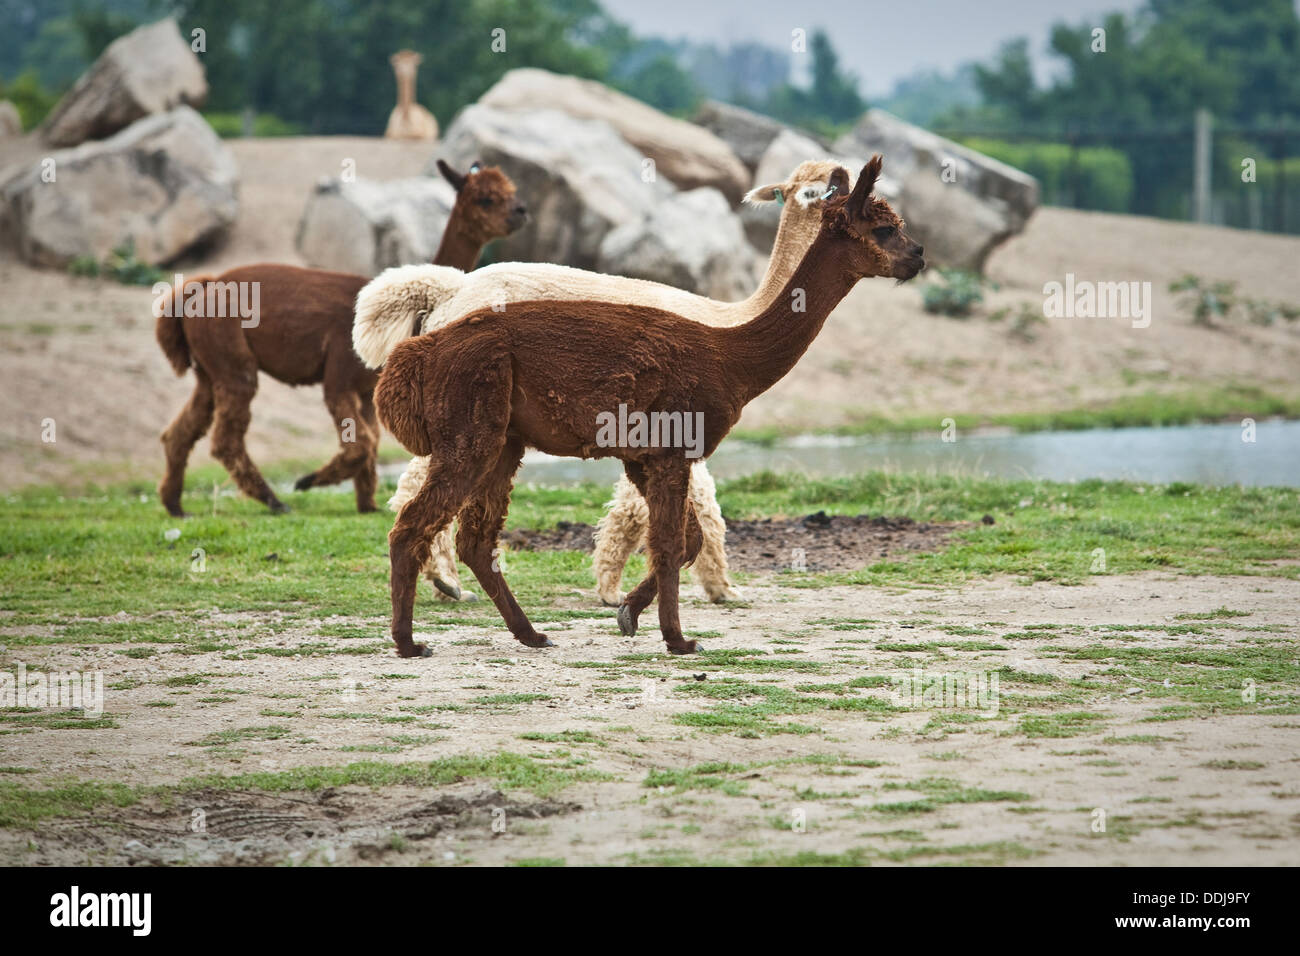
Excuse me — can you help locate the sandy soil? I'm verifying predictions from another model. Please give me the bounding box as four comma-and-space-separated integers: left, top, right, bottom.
1, 571, 1297, 866
2, 135, 1299, 490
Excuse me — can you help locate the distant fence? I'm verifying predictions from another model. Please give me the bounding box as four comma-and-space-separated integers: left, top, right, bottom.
932, 118, 1299, 236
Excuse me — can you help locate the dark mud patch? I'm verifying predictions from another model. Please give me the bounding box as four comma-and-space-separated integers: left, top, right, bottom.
501, 511, 973, 573
15, 785, 582, 866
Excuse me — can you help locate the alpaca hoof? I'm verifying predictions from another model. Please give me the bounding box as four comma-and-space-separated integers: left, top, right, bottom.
432, 577, 462, 601
397, 642, 431, 658
460, 589, 479, 602
617, 603, 637, 637
599, 592, 624, 608
667, 640, 700, 655
708, 586, 744, 604
293, 474, 315, 492
357, 502, 378, 514
164, 506, 189, 519
268, 499, 291, 515
517, 633, 555, 648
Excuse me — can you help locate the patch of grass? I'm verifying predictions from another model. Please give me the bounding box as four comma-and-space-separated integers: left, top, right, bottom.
872, 776, 1031, 815
1018, 711, 1108, 739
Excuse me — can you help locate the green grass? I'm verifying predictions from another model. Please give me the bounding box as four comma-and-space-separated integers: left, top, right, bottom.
0, 752, 608, 828
1, 470, 1294, 641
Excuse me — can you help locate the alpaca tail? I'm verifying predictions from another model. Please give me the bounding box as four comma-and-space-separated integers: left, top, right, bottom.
352, 263, 465, 370
374, 338, 433, 456
153, 274, 214, 376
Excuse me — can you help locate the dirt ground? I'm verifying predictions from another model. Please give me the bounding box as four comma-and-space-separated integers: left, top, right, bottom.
3, 134, 1300, 490
2, 571, 1297, 866
503, 511, 965, 573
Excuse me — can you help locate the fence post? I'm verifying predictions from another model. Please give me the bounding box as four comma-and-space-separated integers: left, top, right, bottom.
1192, 108, 1213, 223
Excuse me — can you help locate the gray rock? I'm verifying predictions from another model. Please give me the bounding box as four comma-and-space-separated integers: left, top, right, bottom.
2, 106, 236, 268
478, 69, 749, 204
296, 176, 456, 276
42, 18, 207, 148
598, 188, 761, 300
432, 103, 674, 269
835, 109, 1039, 271
692, 100, 788, 173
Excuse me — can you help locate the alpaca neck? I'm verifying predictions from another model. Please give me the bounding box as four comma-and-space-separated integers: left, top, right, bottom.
395, 70, 415, 111
740, 201, 824, 316
722, 231, 859, 405
432, 211, 485, 271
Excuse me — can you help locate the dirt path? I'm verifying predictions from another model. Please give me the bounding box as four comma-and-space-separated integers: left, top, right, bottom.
3, 572, 1297, 866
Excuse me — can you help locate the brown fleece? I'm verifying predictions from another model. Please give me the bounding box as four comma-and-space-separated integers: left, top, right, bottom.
374, 156, 925, 658
153, 162, 525, 517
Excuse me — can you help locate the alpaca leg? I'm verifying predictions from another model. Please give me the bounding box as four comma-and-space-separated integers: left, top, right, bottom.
422, 524, 467, 601
591, 473, 648, 606
351, 391, 381, 513
387, 467, 483, 657
643, 459, 697, 654
294, 381, 377, 512
687, 462, 742, 602
455, 437, 552, 648
158, 369, 215, 517
616, 460, 701, 653
210, 383, 287, 513
392, 455, 468, 601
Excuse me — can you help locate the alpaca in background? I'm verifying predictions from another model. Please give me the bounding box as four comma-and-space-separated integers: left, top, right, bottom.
354, 159, 852, 604
374, 157, 923, 657
384, 50, 437, 141
155, 161, 525, 517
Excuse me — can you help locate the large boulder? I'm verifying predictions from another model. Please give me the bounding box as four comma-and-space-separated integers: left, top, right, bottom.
478, 69, 749, 204
835, 109, 1038, 271
692, 100, 788, 173
432, 103, 674, 270
296, 176, 455, 276
2, 106, 236, 268
42, 18, 207, 148
598, 188, 761, 301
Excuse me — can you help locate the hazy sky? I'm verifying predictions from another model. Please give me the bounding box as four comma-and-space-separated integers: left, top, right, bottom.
601, 0, 1149, 96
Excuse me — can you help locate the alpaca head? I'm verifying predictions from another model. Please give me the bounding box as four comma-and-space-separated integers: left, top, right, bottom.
823, 156, 924, 282
390, 50, 422, 80
745, 159, 852, 211
436, 159, 529, 244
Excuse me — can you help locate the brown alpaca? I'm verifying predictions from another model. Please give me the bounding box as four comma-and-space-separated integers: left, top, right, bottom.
375, 157, 923, 657
154, 161, 526, 517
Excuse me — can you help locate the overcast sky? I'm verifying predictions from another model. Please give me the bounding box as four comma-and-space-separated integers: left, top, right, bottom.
601, 0, 1151, 96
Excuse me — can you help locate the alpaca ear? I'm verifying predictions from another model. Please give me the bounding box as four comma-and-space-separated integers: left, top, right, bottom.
743, 183, 783, 205
436, 159, 468, 192
847, 155, 883, 215
828, 166, 852, 197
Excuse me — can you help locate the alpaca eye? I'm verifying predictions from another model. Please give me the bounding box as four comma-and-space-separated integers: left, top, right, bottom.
477, 197, 495, 207
872, 226, 896, 242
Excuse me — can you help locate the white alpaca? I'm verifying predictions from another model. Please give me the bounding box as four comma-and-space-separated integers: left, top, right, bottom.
354, 160, 853, 604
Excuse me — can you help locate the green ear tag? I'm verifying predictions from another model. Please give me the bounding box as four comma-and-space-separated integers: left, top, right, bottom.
774, 188, 784, 206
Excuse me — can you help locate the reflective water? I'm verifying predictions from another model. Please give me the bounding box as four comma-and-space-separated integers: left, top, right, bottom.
456, 419, 1299, 488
